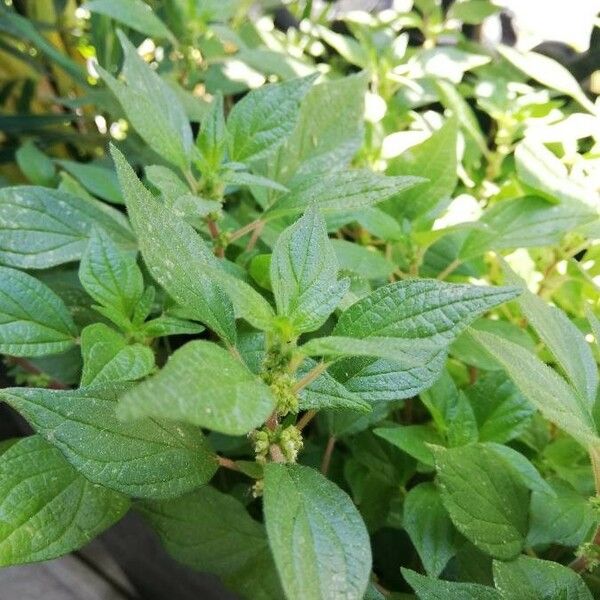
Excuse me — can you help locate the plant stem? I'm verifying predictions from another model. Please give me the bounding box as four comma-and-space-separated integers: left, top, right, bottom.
321, 435, 336, 475
296, 409, 317, 431
245, 220, 265, 251
7, 357, 67, 389
228, 219, 264, 243
292, 361, 329, 394
437, 258, 461, 280
217, 455, 239, 471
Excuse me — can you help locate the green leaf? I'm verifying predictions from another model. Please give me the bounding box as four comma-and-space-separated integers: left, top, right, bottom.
471, 330, 598, 447
303, 335, 442, 365
297, 358, 370, 412
84, 0, 175, 41
385, 117, 457, 222
448, 0, 499, 24
79, 226, 144, 320
466, 371, 534, 443
263, 463, 371, 600
56, 160, 122, 204
140, 314, 204, 338
333, 279, 520, 345
99, 32, 193, 169
273, 72, 368, 182
111, 145, 236, 343
267, 170, 423, 220
514, 138, 599, 212
403, 483, 457, 577
329, 352, 448, 403
435, 80, 489, 157
0, 436, 129, 567
0, 186, 134, 269
139, 486, 283, 600
375, 424, 444, 466
486, 443, 555, 497
227, 75, 317, 163
528, 480, 596, 547
498, 45, 596, 113
503, 262, 598, 406
15, 140, 56, 186
80, 323, 154, 385
432, 444, 529, 560
0, 384, 217, 499
271, 208, 349, 334
196, 92, 226, 173
331, 239, 395, 280
118, 340, 275, 435
402, 568, 501, 600
493, 555, 593, 600
316, 25, 369, 68
451, 318, 536, 371
460, 197, 594, 259
0, 266, 78, 357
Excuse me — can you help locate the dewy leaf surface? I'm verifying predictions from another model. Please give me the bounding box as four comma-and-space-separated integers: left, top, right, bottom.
0, 385, 217, 499
0, 266, 78, 356
111, 145, 236, 343
271, 208, 348, 334
0, 186, 134, 269
263, 463, 371, 600
118, 340, 275, 435
432, 444, 529, 560
0, 435, 129, 566
227, 74, 317, 163
139, 486, 283, 600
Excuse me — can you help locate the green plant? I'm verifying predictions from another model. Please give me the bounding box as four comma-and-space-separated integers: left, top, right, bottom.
1, 1, 600, 598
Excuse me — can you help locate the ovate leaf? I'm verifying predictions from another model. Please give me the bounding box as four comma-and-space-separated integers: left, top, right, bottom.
0, 385, 217, 499
139, 486, 283, 600
263, 463, 371, 600
0, 266, 78, 357
118, 340, 275, 435
84, 0, 174, 40
0, 436, 129, 566
503, 263, 598, 406
460, 197, 594, 260
471, 330, 598, 448
267, 170, 423, 219
498, 45, 596, 113
111, 145, 236, 343
403, 483, 457, 577
385, 117, 457, 221
493, 556, 593, 600
432, 444, 529, 560
0, 186, 134, 269
227, 75, 317, 163
99, 32, 193, 169
56, 160, 122, 205
333, 279, 519, 345
271, 208, 349, 334
80, 323, 154, 385
79, 226, 144, 320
